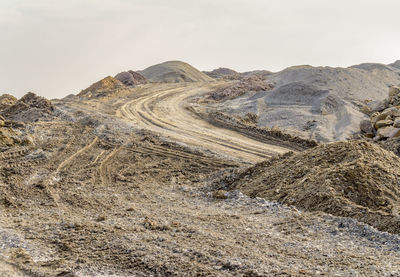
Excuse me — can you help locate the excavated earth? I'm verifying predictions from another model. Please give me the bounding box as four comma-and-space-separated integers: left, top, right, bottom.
1, 80, 400, 276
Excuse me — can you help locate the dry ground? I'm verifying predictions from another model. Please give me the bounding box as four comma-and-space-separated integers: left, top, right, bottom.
1, 83, 400, 276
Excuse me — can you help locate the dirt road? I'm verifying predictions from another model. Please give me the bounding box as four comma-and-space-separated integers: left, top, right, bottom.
116, 82, 290, 163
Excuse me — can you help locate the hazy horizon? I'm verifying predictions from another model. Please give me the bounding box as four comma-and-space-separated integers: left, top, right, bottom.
1, 0, 399, 99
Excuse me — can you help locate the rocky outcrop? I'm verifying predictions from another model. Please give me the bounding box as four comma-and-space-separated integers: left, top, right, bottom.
115, 70, 147, 86
360, 85, 400, 140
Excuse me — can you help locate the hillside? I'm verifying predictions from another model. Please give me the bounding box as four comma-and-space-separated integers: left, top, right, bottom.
210, 62, 400, 142
139, 61, 213, 83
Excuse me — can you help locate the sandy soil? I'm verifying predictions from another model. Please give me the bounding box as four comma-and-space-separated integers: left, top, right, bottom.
1, 83, 400, 276
114, 82, 290, 163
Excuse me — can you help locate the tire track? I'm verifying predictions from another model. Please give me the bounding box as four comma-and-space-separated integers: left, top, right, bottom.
118, 83, 291, 163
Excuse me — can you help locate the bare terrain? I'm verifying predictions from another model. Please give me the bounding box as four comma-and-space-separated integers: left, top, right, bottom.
1, 61, 400, 276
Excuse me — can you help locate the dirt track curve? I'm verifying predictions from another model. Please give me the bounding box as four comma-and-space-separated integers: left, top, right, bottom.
116, 82, 289, 163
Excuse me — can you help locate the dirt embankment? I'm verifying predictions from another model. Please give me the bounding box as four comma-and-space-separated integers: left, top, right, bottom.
220, 140, 400, 235
202, 111, 318, 151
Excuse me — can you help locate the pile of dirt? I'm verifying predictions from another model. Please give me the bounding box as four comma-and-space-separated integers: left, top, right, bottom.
203, 67, 240, 80
206, 75, 274, 101
139, 61, 213, 83
221, 140, 400, 234
212, 62, 400, 142
78, 76, 125, 98
0, 94, 17, 111
115, 70, 147, 86
1, 92, 55, 122
360, 85, 400, 140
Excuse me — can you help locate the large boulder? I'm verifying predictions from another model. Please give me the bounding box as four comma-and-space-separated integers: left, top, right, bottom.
377, 126, 400, 139
359, 119, 374, 137
375, 119, 393, 129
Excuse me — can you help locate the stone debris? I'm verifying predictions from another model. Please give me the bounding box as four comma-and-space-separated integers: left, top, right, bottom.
361, 84, 400, 140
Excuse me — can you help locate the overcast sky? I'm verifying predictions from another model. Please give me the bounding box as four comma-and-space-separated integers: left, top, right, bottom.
0, 0, 399, 98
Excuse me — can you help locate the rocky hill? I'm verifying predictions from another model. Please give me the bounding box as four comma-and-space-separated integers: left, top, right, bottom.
139, 61, 213, 83
211, 62, 400, 142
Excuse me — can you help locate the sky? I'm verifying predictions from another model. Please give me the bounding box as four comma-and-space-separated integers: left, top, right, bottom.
0, 0, 399, 99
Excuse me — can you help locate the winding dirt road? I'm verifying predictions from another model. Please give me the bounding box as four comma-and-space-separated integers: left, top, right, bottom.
116, 82, 290, 163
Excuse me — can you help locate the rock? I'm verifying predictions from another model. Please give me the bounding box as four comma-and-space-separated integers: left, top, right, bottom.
381, 107, 400, 118
115, 71, 147, 86
368, 100, 387, 113
377, 126, 400, 139
213, 190, 228, 200
0, 120, 4, 127
389, 86, 400, 98
360, 119, 374, 135
375, 119, 393, 129
394, 118, 400, 128
371, 112, 388, 124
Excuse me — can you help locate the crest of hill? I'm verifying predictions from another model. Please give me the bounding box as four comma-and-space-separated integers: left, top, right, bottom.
222, 140, 400, 234
138, 61, 213, 83
78, 76, 125, 98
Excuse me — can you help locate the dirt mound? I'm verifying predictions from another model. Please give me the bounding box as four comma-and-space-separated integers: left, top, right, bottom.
213, 62, 400, 142
115, 70, 147, 86
221, 140, 400, 234
203, 67, 240, 79
207, 76, 274, 101
78, 76, 125, 98
1, 92, 55, 122
0, 94, 17, 111
139, 61, 213, 83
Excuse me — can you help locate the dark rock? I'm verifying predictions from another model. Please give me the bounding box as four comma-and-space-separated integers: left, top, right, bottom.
115, 70, 147, 86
